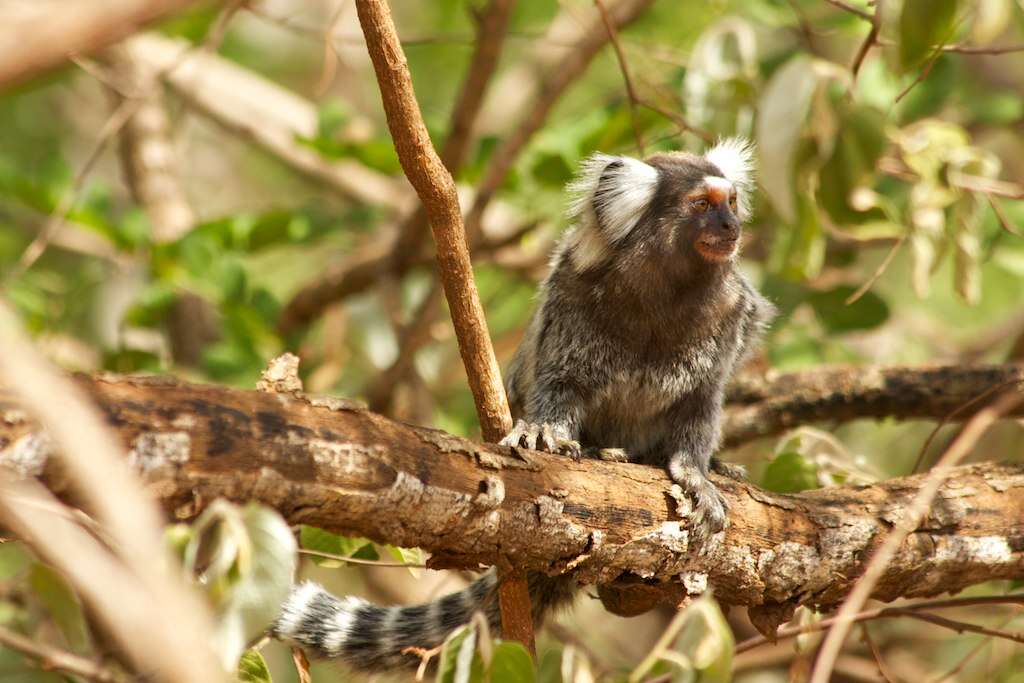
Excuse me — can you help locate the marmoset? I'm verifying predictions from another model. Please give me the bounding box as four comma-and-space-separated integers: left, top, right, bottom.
273, 138, 775, 671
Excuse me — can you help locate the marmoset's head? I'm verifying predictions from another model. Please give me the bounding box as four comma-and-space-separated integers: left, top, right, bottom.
565, 138, 755, 276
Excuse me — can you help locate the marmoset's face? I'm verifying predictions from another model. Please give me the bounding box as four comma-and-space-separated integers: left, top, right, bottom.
681, 174, 742, 263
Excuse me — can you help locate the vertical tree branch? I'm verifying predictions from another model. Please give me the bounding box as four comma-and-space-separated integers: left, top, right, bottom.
353, 0, 534, 653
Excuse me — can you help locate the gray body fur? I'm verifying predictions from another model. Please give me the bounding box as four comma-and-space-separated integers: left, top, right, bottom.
273, 140, 774, 672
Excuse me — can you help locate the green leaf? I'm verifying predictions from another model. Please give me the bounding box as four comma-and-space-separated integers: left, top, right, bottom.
672, 595, 734, 682
899, 0, 959, 71
436, 624, 484, 683
757, 55, 819, 223
386, 545, 424, 577
29, 564, 91, 653
236, 649, 273, 683
818, 106, 887, 225
490, 642, 535, 683
299, 525, 376, 567
185, 502, 297, 669
808, 286, 890, 333
531, 152, 574, 188
0, 543, 31, 581
762, 452, 820, 493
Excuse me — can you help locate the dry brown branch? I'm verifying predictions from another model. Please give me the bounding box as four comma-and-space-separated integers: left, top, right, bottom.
0, 303, 221, 683
354, 0, 511, 443
0, 623, 123, 683
722, 363, 1024, 447
106, 46, 196, 243
0, 0, 205, 87
382, 0, 517, 259
279, 0, 655, 332
809, 390, 1023, 683
354, 0, 531, 651
735, 594, 1024, 654
3, 374, 1024, 621
125, 33, 410, 208
848, 2, 880, 80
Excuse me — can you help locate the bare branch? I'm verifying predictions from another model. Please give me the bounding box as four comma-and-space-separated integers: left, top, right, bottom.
723, 363, 1024, 447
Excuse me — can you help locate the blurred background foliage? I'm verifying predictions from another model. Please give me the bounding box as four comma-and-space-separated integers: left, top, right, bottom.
1, 0, 1024, 681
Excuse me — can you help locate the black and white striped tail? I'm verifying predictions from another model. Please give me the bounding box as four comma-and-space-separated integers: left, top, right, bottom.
272, 572, 500, 671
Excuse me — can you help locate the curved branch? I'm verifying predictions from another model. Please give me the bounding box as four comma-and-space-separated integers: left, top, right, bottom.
3, 374, 1023, 620
723, 363, 1024, 447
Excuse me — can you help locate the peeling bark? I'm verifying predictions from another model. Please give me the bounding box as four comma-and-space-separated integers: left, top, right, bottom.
2, 374, 1024, 618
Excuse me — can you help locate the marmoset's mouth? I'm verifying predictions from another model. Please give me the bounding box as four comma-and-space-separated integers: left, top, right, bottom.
695, 236, 738, 262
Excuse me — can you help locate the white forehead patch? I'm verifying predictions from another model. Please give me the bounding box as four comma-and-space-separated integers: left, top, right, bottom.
704, 137, 755, 219
702, 176, 734, 194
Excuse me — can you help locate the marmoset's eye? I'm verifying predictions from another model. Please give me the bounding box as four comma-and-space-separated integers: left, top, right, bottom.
693, 198, 710, 212
728, 195, 738, 211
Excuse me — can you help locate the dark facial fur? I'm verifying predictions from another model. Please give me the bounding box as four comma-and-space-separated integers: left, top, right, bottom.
272, 139, 775, 674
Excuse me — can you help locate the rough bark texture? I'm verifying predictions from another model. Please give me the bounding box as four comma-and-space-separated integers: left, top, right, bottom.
3, 374, 1023, 620
723, 363, 1024, 447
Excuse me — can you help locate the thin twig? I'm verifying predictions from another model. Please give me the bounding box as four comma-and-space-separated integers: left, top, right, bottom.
860, 623, 895, 683
895, 44, 946, 104
910, 377, 1023, 473
849, 3, 881, 81
808, 390, 1024, 683
988, 195, 1023, 237
931, 609, 1024, 682
0, 625, 122, 683
291, 646, 312, 683
298, 547, 427, 568
844, 234, 905, 305
736, 593, 1024, 654
594, 0, 645, 156
825, 0, 873, 20
6, 98, 137, 282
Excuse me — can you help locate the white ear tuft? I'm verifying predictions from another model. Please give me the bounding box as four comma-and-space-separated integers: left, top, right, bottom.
705, 137, 756, 218
567, 153, 659, 243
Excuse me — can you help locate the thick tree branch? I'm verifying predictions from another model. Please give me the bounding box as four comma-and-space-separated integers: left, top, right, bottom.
3, 374, 1023, 621
723, 363, 1024, 447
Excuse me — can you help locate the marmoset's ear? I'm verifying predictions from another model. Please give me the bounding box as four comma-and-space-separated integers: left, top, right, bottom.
568, 153, 660, 242
704, 137, 755, 219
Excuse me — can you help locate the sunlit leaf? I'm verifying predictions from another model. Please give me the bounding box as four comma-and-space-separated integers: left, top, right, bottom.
762, 452, 820, 493
236, 649, 273, 683
185, 502, 297, 669
672, 595, 733, 682
299, 525, 377, 567
436, 624, 484, 683
757, 56, 818, 223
